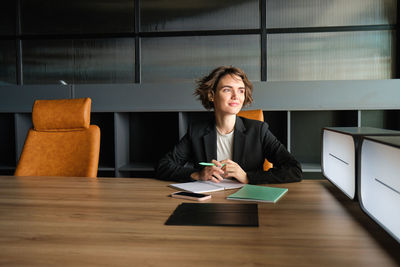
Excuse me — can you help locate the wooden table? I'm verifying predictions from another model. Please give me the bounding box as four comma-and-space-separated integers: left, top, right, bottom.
0, 176, 399, 266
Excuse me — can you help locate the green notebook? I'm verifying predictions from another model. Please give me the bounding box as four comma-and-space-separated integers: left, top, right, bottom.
227, 184, 288, 203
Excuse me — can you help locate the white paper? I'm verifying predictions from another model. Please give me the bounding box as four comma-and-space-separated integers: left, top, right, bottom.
170, 179, 244, 193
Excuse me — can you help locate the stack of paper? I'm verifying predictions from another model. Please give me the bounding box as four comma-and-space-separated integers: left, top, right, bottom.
170, 179, 244, 193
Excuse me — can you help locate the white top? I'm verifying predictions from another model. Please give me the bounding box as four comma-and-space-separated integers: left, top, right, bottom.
217, 129, 234, 161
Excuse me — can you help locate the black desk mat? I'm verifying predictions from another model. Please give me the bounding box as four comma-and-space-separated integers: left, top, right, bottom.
165, 203, 258, 227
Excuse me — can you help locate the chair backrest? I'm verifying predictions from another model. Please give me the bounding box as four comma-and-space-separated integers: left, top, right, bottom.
14, 98, 100, 178
237, 109, 264, 122
237, 109, 273, 171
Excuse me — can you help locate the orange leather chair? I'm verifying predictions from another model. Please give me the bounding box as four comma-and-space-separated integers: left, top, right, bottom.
14, 98, 100, 178
237, 109, 273, 171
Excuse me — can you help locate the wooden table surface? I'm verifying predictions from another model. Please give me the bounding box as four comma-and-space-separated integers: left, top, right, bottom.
0, 176, 399, 267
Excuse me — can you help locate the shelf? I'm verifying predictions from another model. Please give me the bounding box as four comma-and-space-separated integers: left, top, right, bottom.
0, 113, 16, 167
301, 163, 322, 173
128, 112, 179, 164
98, 166, 115, 171
361, 110, 400, 130
97, 170, 117, 178
291, 110, 358, 167
119, 163, 155, 172
0, 165, 16, 171
4, 108, 399, 180
91, 113, 115, 168
179, 111, 213, 139
263, 111, 288, 147
114, 112, 178, 177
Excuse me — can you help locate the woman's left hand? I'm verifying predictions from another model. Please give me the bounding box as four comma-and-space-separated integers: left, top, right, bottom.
220, 159, 248, 184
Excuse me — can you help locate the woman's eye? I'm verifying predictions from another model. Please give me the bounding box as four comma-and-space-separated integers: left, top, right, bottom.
239, 89, 245, 94
223, 88, 230, 92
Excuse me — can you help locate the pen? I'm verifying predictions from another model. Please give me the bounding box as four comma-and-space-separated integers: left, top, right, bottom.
199, 162, 225, 167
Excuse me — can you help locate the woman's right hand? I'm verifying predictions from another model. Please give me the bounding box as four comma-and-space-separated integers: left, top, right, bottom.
191, 159, 225, 183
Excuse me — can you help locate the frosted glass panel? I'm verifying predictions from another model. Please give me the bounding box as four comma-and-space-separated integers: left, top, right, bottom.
23, 38, 135, 84
141, 35, 260, 83
266, 0, 397, 28
74, 39, 135, 84
21, 0, 134, 34
0, 0, 15, 35
0, 41, 17, 85
141, 0, 259, 31
23, 40, 74, 84
267, 31, 395, 81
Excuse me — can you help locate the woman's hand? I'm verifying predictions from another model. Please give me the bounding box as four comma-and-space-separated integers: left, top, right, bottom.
220, 159, 248, 184
191, 159, 225, 183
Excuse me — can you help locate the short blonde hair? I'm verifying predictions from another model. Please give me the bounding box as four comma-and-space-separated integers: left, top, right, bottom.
194, 66, 253, 110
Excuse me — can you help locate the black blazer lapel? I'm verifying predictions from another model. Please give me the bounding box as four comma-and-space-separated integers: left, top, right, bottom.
233, 116, 246, 163
203, 123, 217, 162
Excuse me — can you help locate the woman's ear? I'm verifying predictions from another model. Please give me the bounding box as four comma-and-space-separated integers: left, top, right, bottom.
208, 91, 214, 101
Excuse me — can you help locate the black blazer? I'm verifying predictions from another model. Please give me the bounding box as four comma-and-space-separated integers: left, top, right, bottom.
156, 116, 302, 184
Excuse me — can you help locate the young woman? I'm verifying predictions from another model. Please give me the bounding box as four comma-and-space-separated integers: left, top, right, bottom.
156, 66, 302, 184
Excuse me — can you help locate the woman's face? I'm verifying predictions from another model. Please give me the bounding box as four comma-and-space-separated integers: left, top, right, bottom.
212, 74, 245, 116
